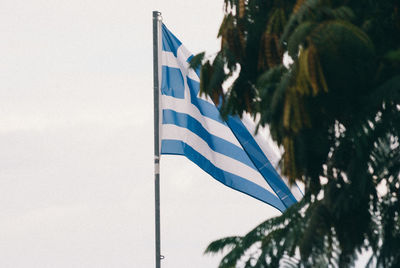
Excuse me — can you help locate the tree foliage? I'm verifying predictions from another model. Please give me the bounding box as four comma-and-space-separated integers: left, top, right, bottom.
197, 0, 400, 267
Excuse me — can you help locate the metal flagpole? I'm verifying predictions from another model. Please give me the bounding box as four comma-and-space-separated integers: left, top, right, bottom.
152, 10, 162, 268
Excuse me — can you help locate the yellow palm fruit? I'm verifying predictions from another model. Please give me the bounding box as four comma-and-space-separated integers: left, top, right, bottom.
283, 89, 292, 129
238, 0, 245, 18
283, 137, 297, 180
297, 48, 311, 95
307, 45, 320, 96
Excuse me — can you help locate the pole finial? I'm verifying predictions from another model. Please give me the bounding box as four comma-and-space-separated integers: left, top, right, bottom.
153, 11, 162, 19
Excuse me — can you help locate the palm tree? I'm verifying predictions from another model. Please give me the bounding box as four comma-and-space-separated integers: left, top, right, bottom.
193, 0, 400, 266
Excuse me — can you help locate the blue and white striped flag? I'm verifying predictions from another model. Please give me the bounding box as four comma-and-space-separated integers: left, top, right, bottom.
159, 23, 302, 212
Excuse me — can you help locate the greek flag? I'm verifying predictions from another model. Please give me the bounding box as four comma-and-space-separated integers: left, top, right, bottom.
159, 23, 302, 212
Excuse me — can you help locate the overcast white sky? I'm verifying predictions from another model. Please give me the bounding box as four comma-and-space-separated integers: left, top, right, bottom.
0, 1, 283, 267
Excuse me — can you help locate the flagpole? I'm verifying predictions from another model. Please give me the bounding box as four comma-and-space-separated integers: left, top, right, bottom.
153, 10, 162, 268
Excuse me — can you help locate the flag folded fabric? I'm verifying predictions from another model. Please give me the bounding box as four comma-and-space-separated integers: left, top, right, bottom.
159, 23, 302, 212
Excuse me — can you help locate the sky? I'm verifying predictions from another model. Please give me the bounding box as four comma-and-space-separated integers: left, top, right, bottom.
0, 1, 283, 267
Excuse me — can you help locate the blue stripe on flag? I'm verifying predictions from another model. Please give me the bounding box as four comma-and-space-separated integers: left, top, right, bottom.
161, 139, 286, 212
227, 116, 298, 208
162, 24, 182, 57
162, 109, 256, 169
186, 76, 200, 95
191, 97, 224, 124
161, 66, 185, 99
186, 77, 226, 124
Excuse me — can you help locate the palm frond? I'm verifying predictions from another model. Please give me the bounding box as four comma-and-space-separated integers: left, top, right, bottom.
204, 236, 243, 255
